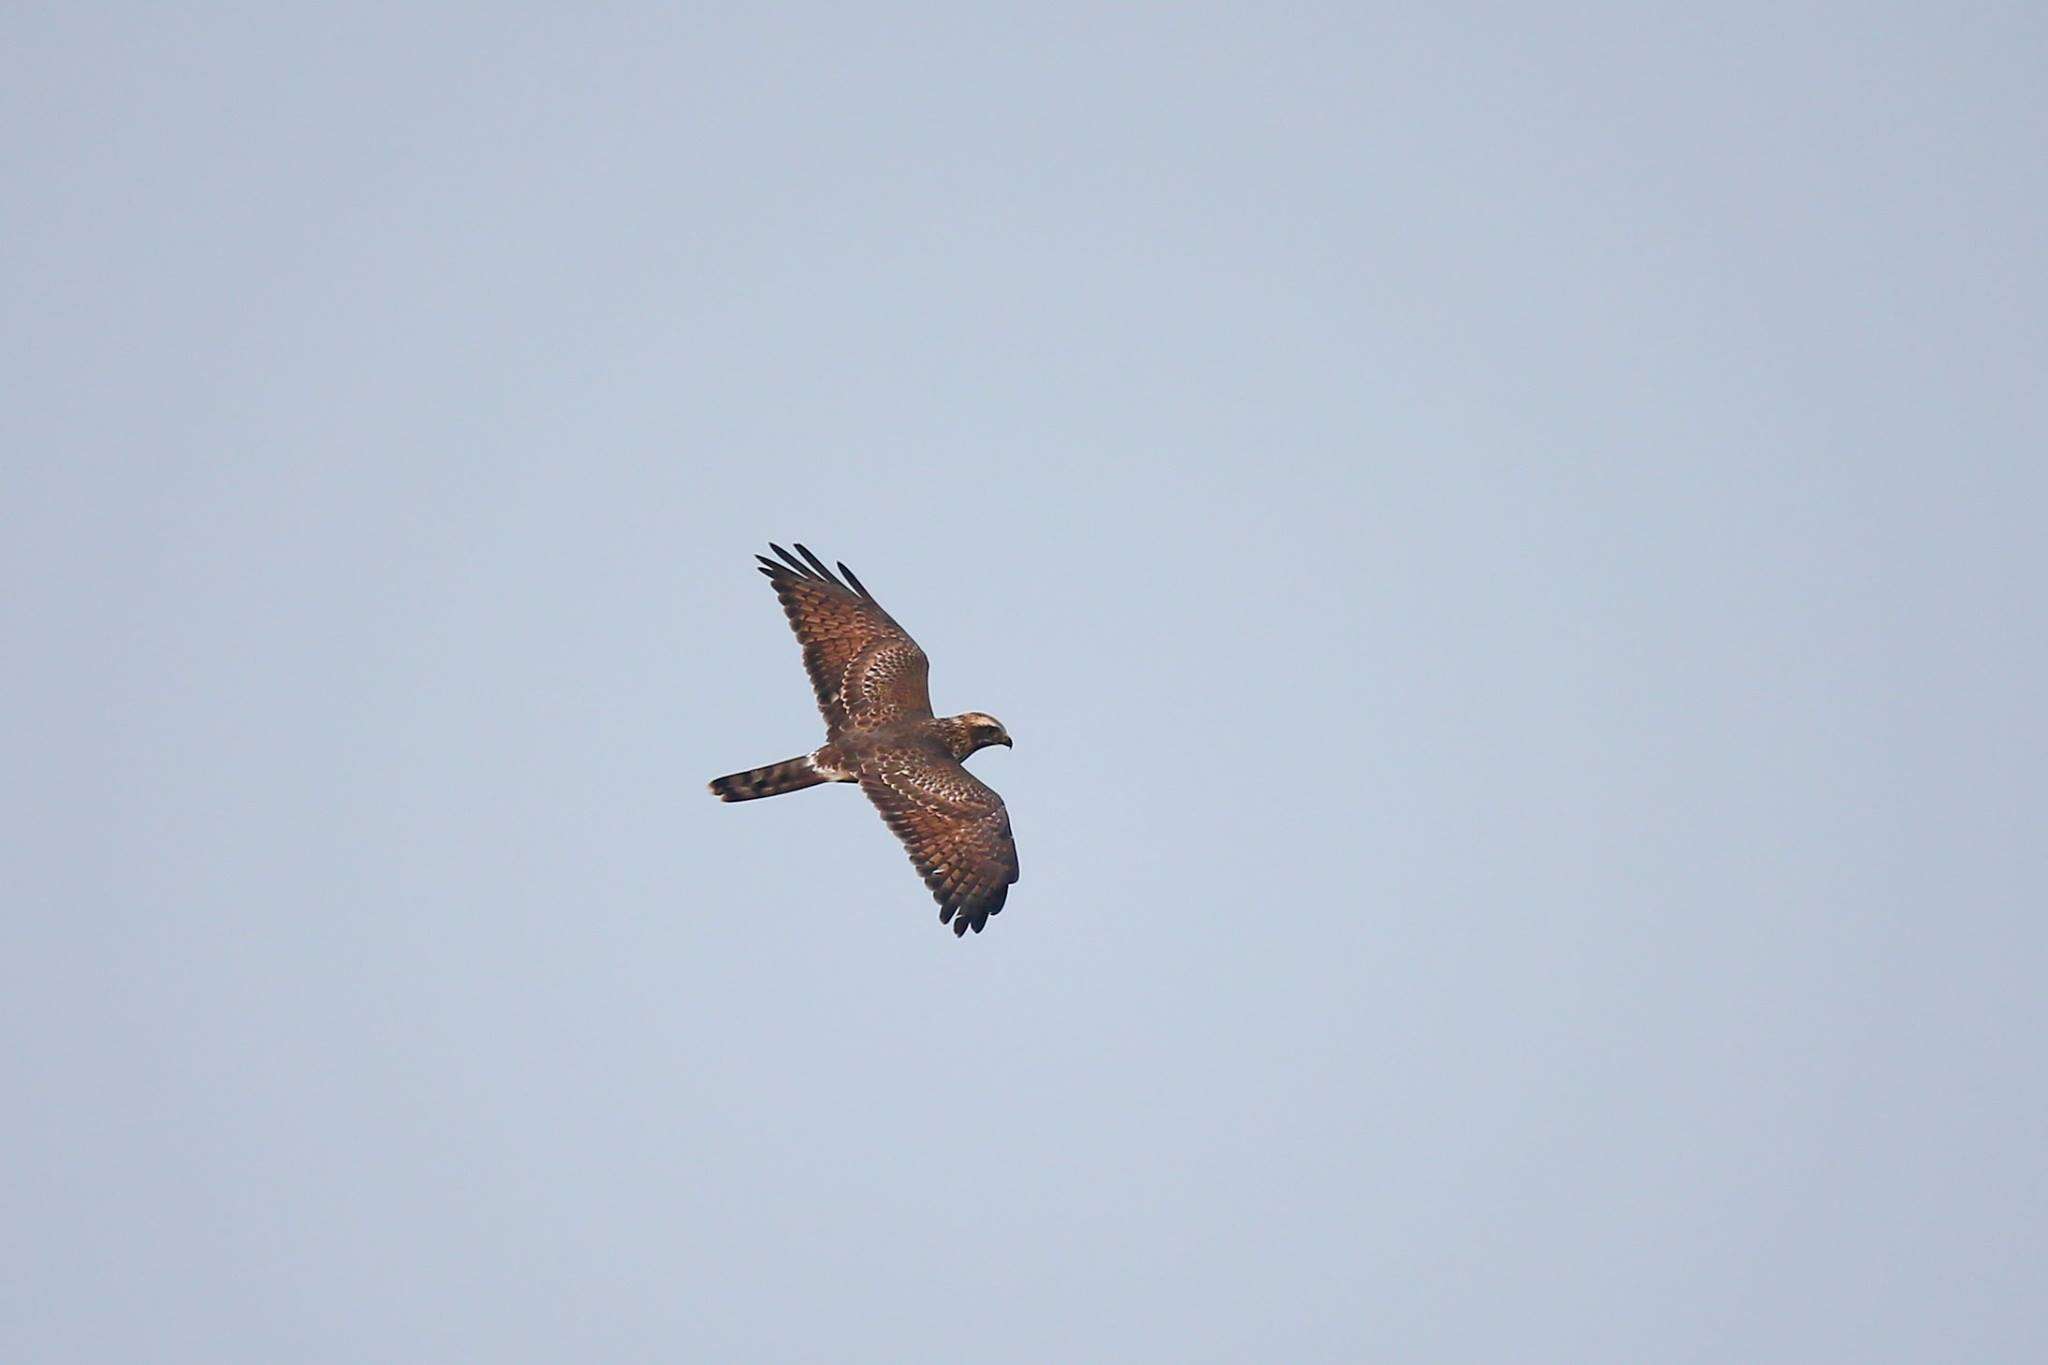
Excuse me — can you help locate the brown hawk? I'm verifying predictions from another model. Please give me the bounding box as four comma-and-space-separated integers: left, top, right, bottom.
708, 543, 1020, 936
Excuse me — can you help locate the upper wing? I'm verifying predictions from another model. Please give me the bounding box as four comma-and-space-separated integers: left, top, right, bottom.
756, 543, 932, 734
859, 742, 1020, 937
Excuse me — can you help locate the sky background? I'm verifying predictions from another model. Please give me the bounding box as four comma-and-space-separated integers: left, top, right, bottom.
6, 3, 2044, 1360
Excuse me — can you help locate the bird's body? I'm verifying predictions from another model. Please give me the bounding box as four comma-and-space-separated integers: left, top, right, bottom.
709, 544, 1019, 936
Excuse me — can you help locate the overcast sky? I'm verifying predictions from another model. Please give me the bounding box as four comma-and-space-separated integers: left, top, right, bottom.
6, 4, 2044, 1360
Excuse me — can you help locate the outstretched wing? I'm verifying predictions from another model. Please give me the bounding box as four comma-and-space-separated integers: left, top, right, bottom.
859, 742, 1020, 937
756, 543, 932, 734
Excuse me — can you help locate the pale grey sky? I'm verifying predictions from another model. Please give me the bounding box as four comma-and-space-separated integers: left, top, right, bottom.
6, 4, 2044, 1360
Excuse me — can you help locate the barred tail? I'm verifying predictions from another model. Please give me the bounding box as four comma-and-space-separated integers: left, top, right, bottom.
708, 754, 829, 802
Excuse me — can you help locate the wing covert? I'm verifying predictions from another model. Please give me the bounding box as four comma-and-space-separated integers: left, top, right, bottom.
858, 743, 1020, 936
756, 543, 932, 733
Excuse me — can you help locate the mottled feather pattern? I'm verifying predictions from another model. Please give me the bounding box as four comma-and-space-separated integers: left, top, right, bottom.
845, 640, 927, 721
755, 544, 932, 734
721, 544, 1020, 938
861, 744, 1019, 936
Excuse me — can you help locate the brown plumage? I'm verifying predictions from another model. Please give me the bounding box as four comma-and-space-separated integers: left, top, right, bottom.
709, 544, 1020, 937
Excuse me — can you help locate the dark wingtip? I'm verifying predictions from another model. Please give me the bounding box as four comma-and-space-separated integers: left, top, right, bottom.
793, 543, 840, 585
760, 544, 869, 598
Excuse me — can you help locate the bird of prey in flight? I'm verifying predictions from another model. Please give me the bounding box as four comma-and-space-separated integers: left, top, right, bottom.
709, 544, 1020, 936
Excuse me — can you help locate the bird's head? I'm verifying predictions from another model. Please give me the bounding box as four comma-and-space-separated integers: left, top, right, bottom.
946, 712, 1013, 759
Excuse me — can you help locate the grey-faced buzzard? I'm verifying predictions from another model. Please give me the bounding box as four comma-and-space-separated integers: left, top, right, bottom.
709, 544, 1019, 937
